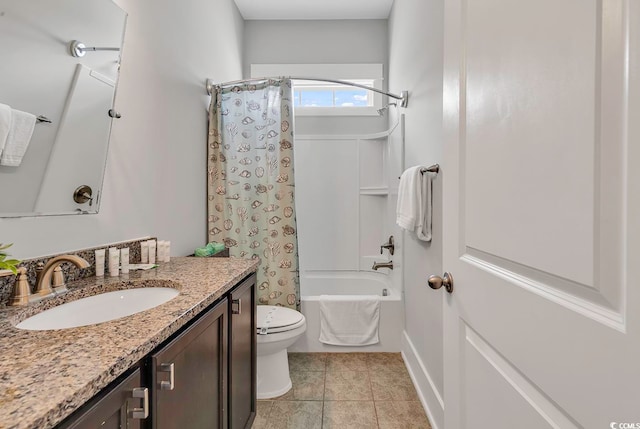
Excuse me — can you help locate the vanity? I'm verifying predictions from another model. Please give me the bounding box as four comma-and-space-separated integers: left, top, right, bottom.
0, 256, 258, 429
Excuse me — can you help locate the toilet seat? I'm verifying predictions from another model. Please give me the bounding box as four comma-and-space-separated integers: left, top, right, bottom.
257, 305, 305, 334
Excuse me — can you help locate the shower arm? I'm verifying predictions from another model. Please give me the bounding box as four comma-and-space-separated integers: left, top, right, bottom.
206, 77, 409, 108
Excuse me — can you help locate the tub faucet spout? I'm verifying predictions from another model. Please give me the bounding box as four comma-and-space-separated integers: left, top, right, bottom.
372, 261, 393, 271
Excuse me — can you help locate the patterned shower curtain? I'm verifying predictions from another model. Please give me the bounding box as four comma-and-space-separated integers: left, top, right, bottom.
207, 79, 299, 309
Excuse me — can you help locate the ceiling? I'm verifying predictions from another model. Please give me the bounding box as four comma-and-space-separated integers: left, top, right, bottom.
233, 0, 395, 20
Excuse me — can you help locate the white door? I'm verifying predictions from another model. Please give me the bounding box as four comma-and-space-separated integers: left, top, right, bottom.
442, 0, 640, 428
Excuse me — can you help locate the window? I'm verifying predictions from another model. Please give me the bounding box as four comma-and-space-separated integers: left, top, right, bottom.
251, 64, 384, 116
293, 80, 374, 108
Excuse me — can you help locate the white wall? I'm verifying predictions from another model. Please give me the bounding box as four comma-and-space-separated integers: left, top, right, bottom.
0, 0, 244, 259
388, 1, 445, 428
243, 19, 388, 135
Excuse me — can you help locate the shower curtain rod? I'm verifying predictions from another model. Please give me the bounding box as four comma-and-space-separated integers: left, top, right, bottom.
205, 77, 409, 108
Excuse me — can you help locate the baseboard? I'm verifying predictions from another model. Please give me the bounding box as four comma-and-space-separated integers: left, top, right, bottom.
401, 331, 444, 429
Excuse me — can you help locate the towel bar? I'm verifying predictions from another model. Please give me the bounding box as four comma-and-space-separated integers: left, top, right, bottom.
398, 164, 439, 180
420, 164, 439, 174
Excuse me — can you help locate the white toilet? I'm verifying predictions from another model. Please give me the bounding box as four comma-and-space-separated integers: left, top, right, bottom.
256, 305, 307, 399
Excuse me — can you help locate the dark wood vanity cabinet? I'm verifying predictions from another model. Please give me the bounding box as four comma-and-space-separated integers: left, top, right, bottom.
55, 273, 256, 429
228, 275, 257, 429
57, 368, 147, 429
152, 298, 229, 429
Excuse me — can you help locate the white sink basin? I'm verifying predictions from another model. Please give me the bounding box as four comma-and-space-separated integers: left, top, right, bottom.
16, 287, 180, 331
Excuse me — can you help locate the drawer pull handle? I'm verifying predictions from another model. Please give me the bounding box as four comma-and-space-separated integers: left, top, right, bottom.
130, 387, 149, 419
159, 363, 175, 390
232, 298, 242, 315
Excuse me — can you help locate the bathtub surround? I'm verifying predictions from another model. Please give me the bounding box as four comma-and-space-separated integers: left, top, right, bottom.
0, 237, 155, 307
208, 79, 300, 309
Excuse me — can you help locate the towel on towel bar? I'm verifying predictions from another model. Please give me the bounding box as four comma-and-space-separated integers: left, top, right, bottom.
396, 165, 435, 242
0, 104, 11, 157
0, 107, 36, 167
319, 295, 380, 346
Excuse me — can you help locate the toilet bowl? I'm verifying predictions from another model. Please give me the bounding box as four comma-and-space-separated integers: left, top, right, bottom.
257, 305, 306, 399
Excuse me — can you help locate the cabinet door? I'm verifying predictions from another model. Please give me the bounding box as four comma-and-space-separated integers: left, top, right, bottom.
152, 299, 228, 429
58, 368, 148, 429
229, 274, 256, 429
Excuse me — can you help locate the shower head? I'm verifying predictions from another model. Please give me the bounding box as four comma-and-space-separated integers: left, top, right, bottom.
376, 102, 398, 116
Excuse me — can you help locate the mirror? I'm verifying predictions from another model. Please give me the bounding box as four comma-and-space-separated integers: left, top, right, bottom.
0, 0, 127, 217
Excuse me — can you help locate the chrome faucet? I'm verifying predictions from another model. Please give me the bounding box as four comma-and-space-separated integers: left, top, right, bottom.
372, 261, 393, 271
33, 254, 90, 300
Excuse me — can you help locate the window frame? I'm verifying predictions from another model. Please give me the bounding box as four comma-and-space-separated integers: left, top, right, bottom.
250, 64, 384, 117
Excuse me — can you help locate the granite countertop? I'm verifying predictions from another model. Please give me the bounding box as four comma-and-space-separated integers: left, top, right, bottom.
0, 256, 259, 429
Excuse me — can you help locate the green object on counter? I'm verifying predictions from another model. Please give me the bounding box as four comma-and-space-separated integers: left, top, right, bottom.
194, 242, 226, 257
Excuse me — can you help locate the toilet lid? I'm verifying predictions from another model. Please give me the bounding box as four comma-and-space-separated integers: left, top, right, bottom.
257, 305, 304, 334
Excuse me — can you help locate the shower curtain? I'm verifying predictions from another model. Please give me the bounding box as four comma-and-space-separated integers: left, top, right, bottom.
207, 78, 299, 309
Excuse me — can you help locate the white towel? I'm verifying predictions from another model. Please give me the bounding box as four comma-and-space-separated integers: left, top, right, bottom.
0, 104, 11, 157
396, 166, 435, 241
319, 295, 380, 346
0, 108, 36, 167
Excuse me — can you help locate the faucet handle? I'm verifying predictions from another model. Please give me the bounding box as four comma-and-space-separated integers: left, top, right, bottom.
51, 266, 68, 295
9, 267, 31, 306
380, 235, 395, 255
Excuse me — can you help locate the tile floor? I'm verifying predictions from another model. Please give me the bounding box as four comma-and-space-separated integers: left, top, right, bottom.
252, 352, 432, 429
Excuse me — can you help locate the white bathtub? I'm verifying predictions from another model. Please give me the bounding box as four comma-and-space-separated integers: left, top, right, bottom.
289, 271, 404, 352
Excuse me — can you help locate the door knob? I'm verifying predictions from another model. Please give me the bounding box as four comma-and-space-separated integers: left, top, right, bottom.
427, 272, 454, 294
